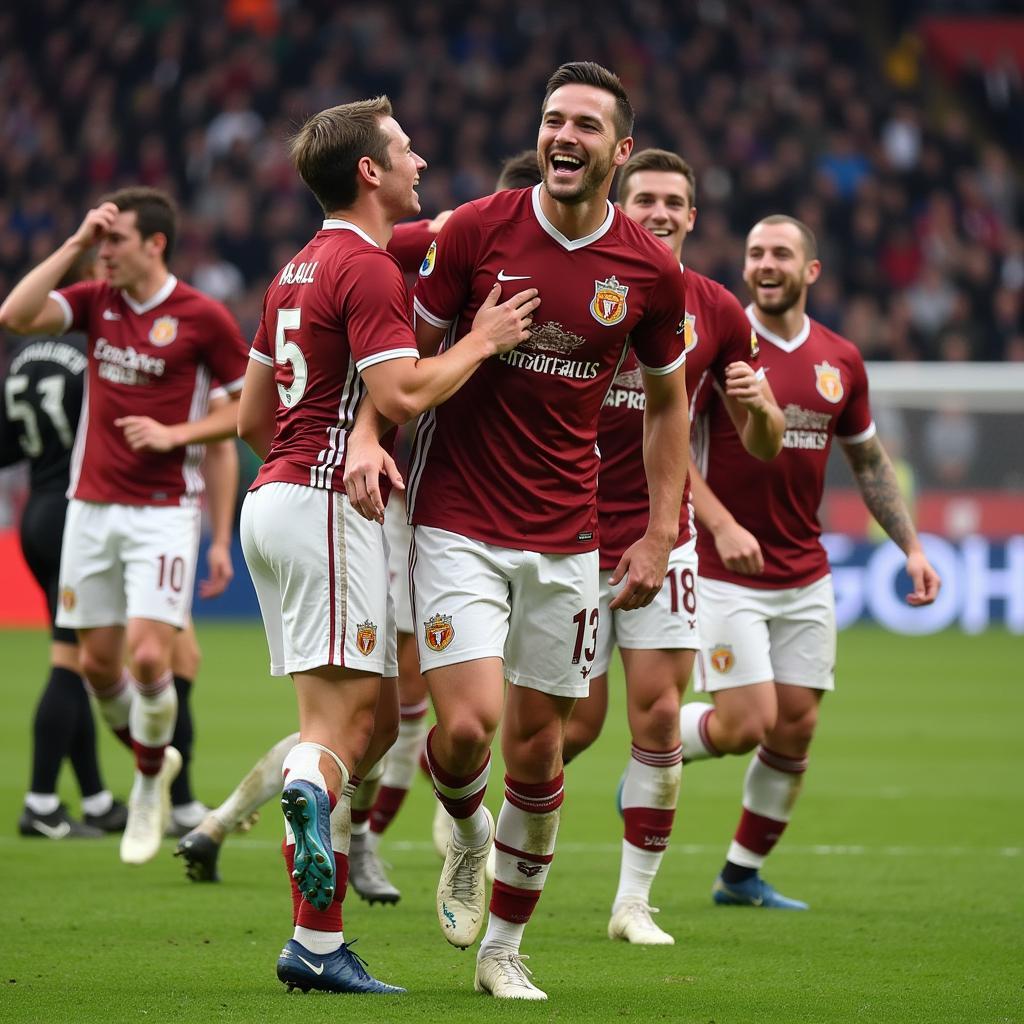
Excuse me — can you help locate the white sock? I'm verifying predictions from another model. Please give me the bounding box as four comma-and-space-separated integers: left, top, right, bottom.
213, 732, 299, 832
614, 840, 661, 907
381, 711, 429, 789
452, 805, 491, 848
679, 702, 719, 761
129, 670, 177, 746
80, 790, 113, 816
293, 925, 343, 955
86, 671, 133, 733
479, 915, 525, 958
25, 792, 60, 815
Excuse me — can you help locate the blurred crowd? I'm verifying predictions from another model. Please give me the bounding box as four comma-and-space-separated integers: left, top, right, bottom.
0, 0, 1021, 362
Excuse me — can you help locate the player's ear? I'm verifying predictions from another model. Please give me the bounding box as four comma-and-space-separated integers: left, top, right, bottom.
357, 155, 381, 190
805, 259, 822, 285
613, 137, 634, 167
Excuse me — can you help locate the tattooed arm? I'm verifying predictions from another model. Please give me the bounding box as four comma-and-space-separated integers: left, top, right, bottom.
839, 434, 941, 606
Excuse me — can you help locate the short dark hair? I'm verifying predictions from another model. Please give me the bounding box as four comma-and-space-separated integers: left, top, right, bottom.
98, 187, 178, 261
753, 214, 819, 261
542, 61, 634, 140
618, 148, 696, 206
290, 97, 394, 214
496, 150, 543, 191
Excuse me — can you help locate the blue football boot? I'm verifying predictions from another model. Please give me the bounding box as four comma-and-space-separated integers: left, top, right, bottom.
281, 780, 335, 911
712, 873, 809, 910
277, 939, 406, 995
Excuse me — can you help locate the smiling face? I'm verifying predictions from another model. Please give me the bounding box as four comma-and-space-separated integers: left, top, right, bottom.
743, 220, 821, 316
619, 169, 696, 261
98, 211, 166, 290
375, 115, 427, 219
538, 84, 632, 206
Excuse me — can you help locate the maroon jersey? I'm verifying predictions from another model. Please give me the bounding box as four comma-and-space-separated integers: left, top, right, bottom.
694, 308, 874, 588
597, 269, 757, 570
388, 220, 437, 274
52, 276, 247, 506
409, 186, 687, 553
250, 220, 419, 492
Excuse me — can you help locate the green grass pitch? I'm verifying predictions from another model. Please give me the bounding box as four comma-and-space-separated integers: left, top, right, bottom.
0, 624, 1020, 1023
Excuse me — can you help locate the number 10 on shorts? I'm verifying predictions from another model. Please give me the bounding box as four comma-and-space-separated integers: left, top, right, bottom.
157, 554, 186, 593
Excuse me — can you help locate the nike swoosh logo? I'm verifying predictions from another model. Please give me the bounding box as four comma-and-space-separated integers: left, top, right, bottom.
102, 310, 121, 321
32, 819, 71, 839
497, 270, 531, 281
297, 955, 324, 975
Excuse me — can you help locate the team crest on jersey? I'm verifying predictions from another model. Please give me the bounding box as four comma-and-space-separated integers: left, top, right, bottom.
814, 361, 844, 404
355, 620, 378, 656
750, 329, 760, 359
709, 645, 734, 673
424, 613, 455, 652
678, 312, 698, 354
590, 276, 628, 326
419, 240, 437, 277
61, 587, 76, 612
148, 316, 179, 347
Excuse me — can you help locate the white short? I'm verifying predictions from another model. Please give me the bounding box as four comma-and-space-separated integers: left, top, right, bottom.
384, 492, 413, 635
693, 574, 836, 692
411, 525, 599, 698
241, 482, 397, 678
592, 536, 701, 677
56, 499, 201, 630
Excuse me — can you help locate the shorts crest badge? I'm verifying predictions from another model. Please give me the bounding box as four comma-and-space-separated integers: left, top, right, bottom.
424, 613, 455, 653
814, 360, 844, 404
709, 645, 734, 673
419, 240, 437, 278
590, 276, 628, 327
61, 587, 76, 612
355, 620, 377, 656
149, 316, 179, 347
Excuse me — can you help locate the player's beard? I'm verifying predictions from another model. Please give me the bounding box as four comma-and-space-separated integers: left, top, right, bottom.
750, 274, 804, 316
543, 145, 615, 206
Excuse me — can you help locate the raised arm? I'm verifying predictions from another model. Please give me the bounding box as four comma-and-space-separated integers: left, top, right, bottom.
0, 204, 118, 335
719, 364, 784, 461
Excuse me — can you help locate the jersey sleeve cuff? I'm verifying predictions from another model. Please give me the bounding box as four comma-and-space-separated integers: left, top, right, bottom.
220, 375, 246, 394
636, 349, 686, 376
248, 347, 274, 367
355, 347, 420, 372
48, 290, 73, 334
837, 421, 877, 444
412, 296, 452, 329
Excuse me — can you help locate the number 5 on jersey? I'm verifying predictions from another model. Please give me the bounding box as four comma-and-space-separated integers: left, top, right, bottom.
275, 308, 307, 407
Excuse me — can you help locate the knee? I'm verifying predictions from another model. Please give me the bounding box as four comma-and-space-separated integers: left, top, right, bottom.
562, 716, 599, 763
510, 725, 564, 778
131, 642, 170, 684
714, 711, 769, 755
443, 714, 496, 761
773, 706, 819, 754
634, 693, 682, 750
79, 646, 119, 689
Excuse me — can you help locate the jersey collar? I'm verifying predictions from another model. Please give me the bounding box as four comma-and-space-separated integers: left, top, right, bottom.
122, 274, 177, 316
322, 219, 379, 248
530, 184, 614, 251
746, 304, 810, 352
